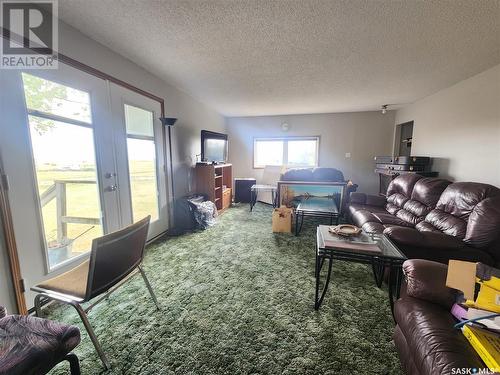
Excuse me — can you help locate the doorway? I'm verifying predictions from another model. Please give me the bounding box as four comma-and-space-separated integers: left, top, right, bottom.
394, 121, 414, 157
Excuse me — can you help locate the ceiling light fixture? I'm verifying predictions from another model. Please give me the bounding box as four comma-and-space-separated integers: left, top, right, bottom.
381, 105, 388, 114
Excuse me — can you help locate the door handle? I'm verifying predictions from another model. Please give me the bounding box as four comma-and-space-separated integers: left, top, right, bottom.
105, 172, 117, 179
106, 185, 118, 192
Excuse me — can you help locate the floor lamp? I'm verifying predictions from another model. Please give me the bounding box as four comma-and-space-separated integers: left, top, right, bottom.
159, 117, 177, 214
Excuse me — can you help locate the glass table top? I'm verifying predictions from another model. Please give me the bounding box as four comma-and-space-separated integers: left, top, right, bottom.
317, 225, 406, 260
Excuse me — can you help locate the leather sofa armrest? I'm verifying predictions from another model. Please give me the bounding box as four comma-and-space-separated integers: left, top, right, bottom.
402, 259, 457, 309
349, 192, 386, 207
384, 227, 466, 250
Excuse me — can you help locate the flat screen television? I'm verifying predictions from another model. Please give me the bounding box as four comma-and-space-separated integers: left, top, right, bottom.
201, 130, 228, 163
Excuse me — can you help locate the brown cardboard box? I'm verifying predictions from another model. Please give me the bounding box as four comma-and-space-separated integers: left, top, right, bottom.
446, 260, 500, 313
272, 207, 293, 233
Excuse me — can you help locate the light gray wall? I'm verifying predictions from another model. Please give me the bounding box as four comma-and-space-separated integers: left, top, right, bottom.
0, 219, 16, 313
227, 111, 396, 194
395, 64, 500, 187
58, 21, 226, 198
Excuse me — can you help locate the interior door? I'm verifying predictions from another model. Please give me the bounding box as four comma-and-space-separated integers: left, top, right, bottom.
110, 83, 168, 239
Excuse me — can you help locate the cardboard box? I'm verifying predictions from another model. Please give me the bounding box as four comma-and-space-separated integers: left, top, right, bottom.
446, 260, 500, 313
272, 207, 293, 233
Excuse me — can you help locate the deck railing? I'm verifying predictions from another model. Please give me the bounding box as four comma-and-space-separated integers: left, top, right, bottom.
40, 179, 101, 243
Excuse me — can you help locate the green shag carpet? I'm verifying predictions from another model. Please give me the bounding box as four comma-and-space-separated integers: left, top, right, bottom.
46, 203, 402, 374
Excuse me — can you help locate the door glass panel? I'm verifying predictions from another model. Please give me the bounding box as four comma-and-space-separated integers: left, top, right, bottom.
22, 73, 92, 124
124, 104, 154, 137
22, 74, 102, 270
124, 104, 159, 222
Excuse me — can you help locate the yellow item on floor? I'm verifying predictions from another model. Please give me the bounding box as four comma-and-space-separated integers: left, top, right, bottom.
446, 260, 500, 313
462, 325, 500, 371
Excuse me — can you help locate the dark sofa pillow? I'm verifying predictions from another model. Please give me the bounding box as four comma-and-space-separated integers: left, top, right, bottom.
280, 168, 314, 181
312, 167, 345, 182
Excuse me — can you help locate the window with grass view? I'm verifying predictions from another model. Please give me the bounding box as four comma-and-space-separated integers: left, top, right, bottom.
22, 73, 103, 270
253, 137, 319, 168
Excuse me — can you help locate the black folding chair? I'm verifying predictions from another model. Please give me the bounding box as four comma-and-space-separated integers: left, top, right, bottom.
31, 216, 159, 370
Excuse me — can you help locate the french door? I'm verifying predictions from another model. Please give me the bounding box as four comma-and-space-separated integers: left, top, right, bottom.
110, 83, 167, 238
0, 63, 169, 307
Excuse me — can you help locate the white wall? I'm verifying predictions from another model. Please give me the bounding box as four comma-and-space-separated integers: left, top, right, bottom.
395, 64, 500, 187
227, 111, 396, 194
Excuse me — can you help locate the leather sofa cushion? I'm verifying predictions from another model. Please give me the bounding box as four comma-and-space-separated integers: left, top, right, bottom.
414, 221, 443, 233
465, 195, 500, 248
362, 222, 399, 234
386, 173, 423, 198
348, 203, 387, 218
372, 212, 413, 227
352, 210, 379, 227
411, 178, 452, 208
422, 210, 467, 239
393, 326, 421, 375
389, 178, 451, 226
436, 182, 499, 218
386, 195, 409, 216
385, 227, 465, 250
402, 259, 457, 309
394, 297, 486, 374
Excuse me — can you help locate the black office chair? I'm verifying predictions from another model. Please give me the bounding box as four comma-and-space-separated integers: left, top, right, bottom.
31, 216, 159, 370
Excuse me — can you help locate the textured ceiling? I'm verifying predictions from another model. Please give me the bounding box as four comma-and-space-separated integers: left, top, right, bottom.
57, 0, 500, 117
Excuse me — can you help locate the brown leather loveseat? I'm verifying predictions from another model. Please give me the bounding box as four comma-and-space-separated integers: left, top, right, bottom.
348, 174, 500, 266
394, 259, 491, 374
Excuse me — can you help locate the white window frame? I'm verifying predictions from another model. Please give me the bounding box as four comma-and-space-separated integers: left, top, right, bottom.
253, 136, 320, 169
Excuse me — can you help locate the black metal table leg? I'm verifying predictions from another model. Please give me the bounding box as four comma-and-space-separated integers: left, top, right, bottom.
371, 259, 384, 288
387, 261, 403, 320
395, 264, 403, 299
314, 254, 333, 310
250, 189, 257, 211
295, 211, 300, 236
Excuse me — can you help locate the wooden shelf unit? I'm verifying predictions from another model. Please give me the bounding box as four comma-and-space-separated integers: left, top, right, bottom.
195, 163, 232, 211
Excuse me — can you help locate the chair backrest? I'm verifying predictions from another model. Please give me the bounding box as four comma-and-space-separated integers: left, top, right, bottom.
85, 216, 151, 300
261, 165, 283, 185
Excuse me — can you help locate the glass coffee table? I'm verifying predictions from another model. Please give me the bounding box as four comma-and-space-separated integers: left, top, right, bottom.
250, 184, 277, 211
314, 225, 407, 316
295, 198, 339, 235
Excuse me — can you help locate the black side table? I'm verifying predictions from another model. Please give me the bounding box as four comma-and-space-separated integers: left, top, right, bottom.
315, 225, 407, 316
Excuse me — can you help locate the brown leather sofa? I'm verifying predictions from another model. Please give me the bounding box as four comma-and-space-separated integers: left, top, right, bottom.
394, 259, 490, 374
348, 174, 500, 266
